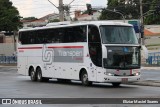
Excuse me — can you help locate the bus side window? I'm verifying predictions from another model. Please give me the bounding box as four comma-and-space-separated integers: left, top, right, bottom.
22, 32, 30, 44
88, 25, 102, 67
74, 26, 87, 42
64, 26, 87, 43
88, 26, 101, 43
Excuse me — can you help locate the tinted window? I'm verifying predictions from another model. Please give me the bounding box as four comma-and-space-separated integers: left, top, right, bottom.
19, 25, 87, 45
88, 25, 101, 43
88, 25, 102, 67
64, 26, 87, 43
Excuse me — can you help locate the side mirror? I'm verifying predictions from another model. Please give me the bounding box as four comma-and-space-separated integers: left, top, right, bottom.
141, 45, 148, 59
102, 45, 107, 58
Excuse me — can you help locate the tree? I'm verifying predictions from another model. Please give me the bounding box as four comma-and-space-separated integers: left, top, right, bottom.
100, 0, 153, 20
144, 0, 160, 24
0, 0, 22, 32
99, 0, 140, 20
99, 0, 121, 20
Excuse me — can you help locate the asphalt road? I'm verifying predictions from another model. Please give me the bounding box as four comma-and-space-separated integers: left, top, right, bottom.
0, 67, 160, 107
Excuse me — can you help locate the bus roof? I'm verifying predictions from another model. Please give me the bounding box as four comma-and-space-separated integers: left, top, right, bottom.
19, 21, 133, 32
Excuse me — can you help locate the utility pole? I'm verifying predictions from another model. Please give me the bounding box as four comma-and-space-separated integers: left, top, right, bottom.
48, 0, 76, 22
140, 0, 143, 24
140, 0, 144, 45
59, 0, 64, 21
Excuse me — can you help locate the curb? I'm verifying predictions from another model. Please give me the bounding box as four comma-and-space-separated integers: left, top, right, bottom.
129, 80, 160, 87
141, 67, 160, 70
0, 66, 17, 68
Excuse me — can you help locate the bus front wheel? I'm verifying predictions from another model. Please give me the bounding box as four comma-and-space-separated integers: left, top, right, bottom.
81, 70, 92, 86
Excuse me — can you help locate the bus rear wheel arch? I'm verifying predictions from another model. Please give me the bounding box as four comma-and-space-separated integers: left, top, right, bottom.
80, 69, 92, 86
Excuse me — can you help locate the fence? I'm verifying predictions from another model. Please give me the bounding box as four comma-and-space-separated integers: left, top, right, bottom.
147, 52, 160, 65
0, 56, 17, 64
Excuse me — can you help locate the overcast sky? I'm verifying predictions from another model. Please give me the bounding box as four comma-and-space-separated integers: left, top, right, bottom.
11, 0, 107, 18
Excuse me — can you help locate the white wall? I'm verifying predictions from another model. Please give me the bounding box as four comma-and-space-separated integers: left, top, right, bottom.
0, 43, 15, 56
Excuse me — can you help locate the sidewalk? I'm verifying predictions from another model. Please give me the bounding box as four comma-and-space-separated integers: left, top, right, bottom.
0, 64, 17, 68
141, 66, 160, 70
130, 80, 160, 87
130, 66, 160, 87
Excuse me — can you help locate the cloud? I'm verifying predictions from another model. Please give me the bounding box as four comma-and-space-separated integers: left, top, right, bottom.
12, 0, 34, 17
12, 0, 94, 18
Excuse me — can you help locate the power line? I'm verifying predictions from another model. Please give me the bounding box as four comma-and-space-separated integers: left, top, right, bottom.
69, 0, 76, 5
16, 6, 56, 11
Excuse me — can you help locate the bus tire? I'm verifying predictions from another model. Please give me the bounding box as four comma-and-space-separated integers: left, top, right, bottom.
112, 83, 121, 87
30, 67, 37, 81
81, 70, 92, 86
36, 67, 49, 82
36, 67, 43, 82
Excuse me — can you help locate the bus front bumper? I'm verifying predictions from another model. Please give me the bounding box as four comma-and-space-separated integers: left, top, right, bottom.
102, 75, 141, 83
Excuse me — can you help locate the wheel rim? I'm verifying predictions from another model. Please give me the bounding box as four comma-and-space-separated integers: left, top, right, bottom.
31, 70, 35, 80
37, 71, 41, 80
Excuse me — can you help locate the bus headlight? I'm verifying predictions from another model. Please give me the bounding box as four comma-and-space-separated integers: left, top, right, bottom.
134, 72, 140, 76
106, 73, 114, 76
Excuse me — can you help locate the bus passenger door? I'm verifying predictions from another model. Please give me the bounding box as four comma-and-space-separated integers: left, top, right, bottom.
88, 25, 102, 81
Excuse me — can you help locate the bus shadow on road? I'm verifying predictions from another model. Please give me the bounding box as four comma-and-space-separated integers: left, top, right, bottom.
18, 77, 138, 89
45, 79, 138, 89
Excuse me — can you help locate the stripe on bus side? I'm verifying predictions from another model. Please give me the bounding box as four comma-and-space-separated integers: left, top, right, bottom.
48, 46, 83, 49
18, 47, 42, 49
18, 46, 83, 50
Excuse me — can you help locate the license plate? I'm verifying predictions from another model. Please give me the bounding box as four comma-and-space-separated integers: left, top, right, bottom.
121, 78, 128, 83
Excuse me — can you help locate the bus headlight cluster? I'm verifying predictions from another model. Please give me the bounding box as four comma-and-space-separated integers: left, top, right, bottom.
105, 72, 114, 76
134, 72, 140, 76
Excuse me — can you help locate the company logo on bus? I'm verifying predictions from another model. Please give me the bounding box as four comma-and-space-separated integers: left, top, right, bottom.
42, 45, 84, 66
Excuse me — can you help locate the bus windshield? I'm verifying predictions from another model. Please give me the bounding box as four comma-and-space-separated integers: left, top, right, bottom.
100, 26, 138, 44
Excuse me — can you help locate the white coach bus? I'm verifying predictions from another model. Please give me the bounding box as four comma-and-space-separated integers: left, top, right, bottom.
18, 21, 141, 86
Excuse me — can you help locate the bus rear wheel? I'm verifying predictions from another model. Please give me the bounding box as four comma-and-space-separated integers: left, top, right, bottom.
36, 68, 49, 82
81, 70, 92, 86
30, 68, 37, 81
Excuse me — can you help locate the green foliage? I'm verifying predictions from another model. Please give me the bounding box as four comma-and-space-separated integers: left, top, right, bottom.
99, 0, 139, 20
99, 0, 160, 24
0, 0, 22, 31
144, 0, 160, 24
